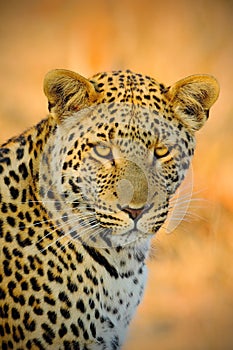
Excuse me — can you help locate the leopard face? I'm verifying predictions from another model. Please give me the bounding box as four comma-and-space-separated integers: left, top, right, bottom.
40, 69, 218, 248
40, 104, 192, 248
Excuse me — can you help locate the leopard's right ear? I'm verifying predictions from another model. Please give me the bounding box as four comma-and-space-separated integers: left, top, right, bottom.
44, 69, 100, 120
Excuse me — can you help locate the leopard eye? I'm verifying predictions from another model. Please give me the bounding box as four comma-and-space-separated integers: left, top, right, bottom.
154, 146, 170, 159
93, 144, 112, 159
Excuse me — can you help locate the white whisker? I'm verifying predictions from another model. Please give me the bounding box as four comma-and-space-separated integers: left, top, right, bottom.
34, 212, 97, 251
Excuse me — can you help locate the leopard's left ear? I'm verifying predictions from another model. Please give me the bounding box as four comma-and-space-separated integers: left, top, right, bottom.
44, 69, 100, 120
166, 75, 220, 131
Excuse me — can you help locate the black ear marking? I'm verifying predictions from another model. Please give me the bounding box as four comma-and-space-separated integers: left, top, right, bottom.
48, 102, 55, 112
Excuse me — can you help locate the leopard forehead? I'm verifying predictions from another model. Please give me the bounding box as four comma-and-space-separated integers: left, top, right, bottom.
90, 69, 167, 108
60, 69, 172, 145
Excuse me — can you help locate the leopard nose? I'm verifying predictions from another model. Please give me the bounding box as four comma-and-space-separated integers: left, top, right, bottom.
122, 206, 144, 220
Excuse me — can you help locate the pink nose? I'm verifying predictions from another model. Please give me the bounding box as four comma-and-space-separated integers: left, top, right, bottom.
122, 207, 144, 220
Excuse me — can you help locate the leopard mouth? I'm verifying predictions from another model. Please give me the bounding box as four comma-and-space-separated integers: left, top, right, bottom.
67, 200, 163, 248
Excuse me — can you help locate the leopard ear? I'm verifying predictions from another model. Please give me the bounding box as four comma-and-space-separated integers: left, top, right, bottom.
43, 69, 100, 119
166, 75, 220, 131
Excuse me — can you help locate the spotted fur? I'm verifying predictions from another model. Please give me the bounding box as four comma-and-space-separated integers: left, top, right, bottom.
0, 69, 219, 349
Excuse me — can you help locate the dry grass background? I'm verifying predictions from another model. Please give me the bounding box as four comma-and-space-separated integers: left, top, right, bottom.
0, 0, 233, 349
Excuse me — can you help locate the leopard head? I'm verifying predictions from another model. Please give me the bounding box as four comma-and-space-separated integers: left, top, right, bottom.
40, 69, 219, 247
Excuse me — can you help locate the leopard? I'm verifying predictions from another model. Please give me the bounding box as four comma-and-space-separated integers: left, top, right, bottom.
0, 68, 219, 349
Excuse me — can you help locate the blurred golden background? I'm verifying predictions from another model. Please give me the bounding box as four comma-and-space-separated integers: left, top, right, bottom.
0, 0, 232, 349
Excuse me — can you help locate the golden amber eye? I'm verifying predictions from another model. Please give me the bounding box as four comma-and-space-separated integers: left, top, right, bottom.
154, 146, 170, 159
93, 144, 112, 159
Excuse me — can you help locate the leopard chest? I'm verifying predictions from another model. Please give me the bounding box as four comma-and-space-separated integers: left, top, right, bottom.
1, 230, 148, 348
